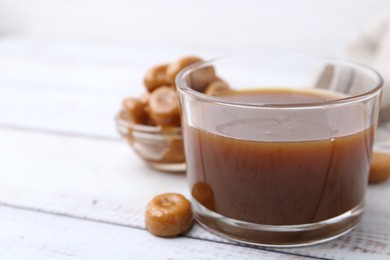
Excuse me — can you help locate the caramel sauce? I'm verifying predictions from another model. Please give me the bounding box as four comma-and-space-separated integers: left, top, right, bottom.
185, 88, 374, 225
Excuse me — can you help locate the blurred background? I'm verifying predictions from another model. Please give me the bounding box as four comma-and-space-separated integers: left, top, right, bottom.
0, 0, 389, 53
0, 0, 389, 137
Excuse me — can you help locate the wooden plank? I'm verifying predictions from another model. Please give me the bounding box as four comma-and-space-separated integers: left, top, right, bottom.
1, 127, 390, 259
0, 126, 197, 237
0, 39, 216, 138
0, 205, 300, 260
0, 85, 122, 138
0, 38, 217, 94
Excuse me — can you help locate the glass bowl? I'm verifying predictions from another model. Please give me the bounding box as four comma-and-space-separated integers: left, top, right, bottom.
116, 111, 185, 172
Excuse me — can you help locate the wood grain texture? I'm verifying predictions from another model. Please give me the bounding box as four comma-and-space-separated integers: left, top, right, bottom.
0, 206, 304, 260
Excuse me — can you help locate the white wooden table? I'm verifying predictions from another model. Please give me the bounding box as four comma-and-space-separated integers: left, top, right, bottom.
0, 1, 390, 258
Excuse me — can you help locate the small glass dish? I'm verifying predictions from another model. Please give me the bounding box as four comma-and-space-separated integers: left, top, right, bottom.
116, 111, 185, 172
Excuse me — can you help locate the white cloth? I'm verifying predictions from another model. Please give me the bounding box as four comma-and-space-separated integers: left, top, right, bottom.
347, 15, 390, 111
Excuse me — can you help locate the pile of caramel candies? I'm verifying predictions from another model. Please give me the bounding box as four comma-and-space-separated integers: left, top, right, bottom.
121, 56, 230, 127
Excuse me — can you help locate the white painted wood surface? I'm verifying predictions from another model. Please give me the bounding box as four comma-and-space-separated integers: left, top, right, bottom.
0, 206, 300, 260
0, 1, 390, 258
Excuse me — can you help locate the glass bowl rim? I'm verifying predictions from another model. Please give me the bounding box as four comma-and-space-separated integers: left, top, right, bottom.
115, 111, 182, 136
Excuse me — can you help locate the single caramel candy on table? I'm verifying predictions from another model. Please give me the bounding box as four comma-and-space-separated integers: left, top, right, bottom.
145, 193, 193, 237
148, 86, 181, 126
369, 150, 390, 183
144, 64, 171, 92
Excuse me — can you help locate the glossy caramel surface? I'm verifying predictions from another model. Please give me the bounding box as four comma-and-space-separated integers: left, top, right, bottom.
185, 89, 374, 225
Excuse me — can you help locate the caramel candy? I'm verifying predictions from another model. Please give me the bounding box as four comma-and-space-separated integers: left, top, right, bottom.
145, 193, 193, 237
149, 86, 180, 126
122, 97, 147, 124
369, 150, 390, 183
166, 56, 202, 84
204, 79, 230, 96
144, 64, 171, 92
167, 56, 216, 92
